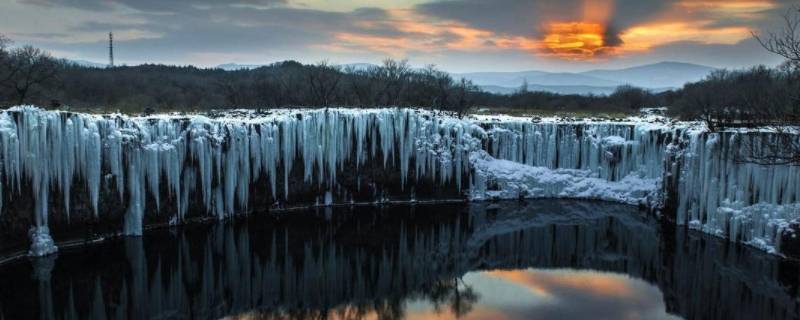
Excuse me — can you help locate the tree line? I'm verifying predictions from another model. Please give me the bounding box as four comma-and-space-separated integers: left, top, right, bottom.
0, 36, 668, 117
0, 42, 484, 115
0, 44, 700, 117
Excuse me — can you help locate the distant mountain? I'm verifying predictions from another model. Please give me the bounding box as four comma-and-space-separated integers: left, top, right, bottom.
481, 84, 675, 96
67, 59, 108, 68
339, 63, 378, 71
216, 63, 264, 70
580, 62, 715, 88
525, 73, 622, 87
480, 84, 620, 96
212, 61, 712, 95
216, 62, 380, 71
457, 61, 715, 95
479, 85, 518, 95
453, 70, 550, 88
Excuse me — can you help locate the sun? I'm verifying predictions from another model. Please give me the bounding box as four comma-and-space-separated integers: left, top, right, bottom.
542, 22, 618, 60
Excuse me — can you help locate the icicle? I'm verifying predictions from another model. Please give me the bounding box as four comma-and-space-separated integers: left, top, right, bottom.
0, 107, 797, 257
124, 147, 144, 236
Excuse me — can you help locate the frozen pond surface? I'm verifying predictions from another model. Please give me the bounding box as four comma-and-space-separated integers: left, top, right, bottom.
0, 200, 798, 319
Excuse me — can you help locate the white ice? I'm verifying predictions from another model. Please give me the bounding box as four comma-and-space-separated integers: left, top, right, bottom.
0, 106, 797, 256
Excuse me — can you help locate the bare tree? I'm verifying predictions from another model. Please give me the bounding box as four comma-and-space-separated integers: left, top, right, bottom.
739, 130, 800, 166
610, 84, 651, 111
377, 59, 410, 106
429, 66, 453, 109
753, 7, 800, 122
252, 73, 284, 108
214, 75, 242, 107
741, 7, 800, 165
452, 78, 478, 117
1, 45, 59, 105
346, 66, 381, 106
753, 7, 800, 67
0, 34, 9, 51
306, 61, 342, 106
0, 34, 14, 99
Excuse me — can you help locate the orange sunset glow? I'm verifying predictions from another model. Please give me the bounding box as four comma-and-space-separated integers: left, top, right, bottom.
541, 22, 616, 60
485, 269, 635, 298
320, 0, 778, 62
538, 0, 619, 59
0, 0, 790, 70
532, 0, 771, 60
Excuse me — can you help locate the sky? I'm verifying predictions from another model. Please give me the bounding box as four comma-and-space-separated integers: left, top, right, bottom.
0, 0, 793, 72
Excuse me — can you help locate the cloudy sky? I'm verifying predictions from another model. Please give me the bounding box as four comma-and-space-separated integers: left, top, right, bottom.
0, 0, 793, 72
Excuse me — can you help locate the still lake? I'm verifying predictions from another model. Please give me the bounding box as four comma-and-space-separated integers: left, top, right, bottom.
0, 200, 798, 320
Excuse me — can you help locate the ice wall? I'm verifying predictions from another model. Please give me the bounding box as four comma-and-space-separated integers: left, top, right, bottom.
485, 121, 667, 181
0, 106, 798, 257
475, 119, 670, 205
0, 107, 484, 255
483, 118, 800, 254
673, 131, 800, 254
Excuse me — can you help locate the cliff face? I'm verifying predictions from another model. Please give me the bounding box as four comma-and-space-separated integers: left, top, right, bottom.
0, 107, 797, 257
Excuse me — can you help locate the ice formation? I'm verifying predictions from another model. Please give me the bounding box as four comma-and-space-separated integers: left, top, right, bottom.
675, 131, 800, 254
0, 106, 797, 256
469, 152, 659, 205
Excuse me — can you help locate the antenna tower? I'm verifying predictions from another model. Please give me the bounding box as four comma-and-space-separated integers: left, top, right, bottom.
108, 32, 114, 68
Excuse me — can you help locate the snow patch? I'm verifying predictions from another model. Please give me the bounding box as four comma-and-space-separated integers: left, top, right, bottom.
469, 151, 658, 205
28, 226, 57, 257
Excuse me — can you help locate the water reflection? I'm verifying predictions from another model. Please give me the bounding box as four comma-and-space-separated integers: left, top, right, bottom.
0, 200, 798, 320
456, 269, 679, 320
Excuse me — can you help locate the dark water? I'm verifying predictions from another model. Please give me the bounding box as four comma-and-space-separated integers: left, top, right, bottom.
1, 200, 799, 320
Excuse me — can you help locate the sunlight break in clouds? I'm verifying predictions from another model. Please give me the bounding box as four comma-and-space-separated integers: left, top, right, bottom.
0, 0, 789, 69
507, 0, 776, 60
324, 0, 781, 61
537, 0, 619, 59
540, 22, 617, 60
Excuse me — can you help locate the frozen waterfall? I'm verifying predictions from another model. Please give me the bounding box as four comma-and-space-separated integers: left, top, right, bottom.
0, 107, 797, 257
675, 131, 800, 253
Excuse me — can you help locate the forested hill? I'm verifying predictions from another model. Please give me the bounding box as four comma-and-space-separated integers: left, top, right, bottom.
0, 36, 798, 127
1, 57, 652, 115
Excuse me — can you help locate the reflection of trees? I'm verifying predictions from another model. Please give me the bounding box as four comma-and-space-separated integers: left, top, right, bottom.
6, 201, 800, 320
427, 277, 479, 318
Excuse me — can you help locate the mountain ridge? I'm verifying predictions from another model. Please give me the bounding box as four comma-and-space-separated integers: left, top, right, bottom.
209, 61, 715, 95
455, 61, 715, 95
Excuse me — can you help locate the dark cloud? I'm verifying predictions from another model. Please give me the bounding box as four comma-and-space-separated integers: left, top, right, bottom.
415, 0, 540, 37
603, 0, 678, 33
20, 0, 113, 11
351, 7, 390, 20
48, 3, 411, 64
416, 0, 677, 43
70, 21, 161, 33
602, 27, 623, 47
8, 0, 793, 70
22, 0, 287, 12
8, 31, 69, 40
59, 1, 406, 41
41, 21, 331, 63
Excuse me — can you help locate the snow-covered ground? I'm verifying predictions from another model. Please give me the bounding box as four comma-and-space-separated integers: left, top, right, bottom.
0, 106, 797, 256
469, 152, 659, 205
